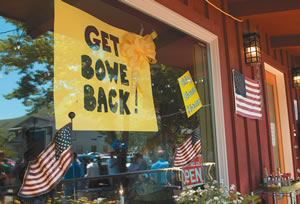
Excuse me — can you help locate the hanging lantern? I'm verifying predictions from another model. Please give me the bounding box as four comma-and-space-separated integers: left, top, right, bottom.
292, 67, 300, 88
243, 32, 261, 65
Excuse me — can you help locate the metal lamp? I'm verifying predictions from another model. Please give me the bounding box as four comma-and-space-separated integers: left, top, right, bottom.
243, 32, 261, 65
292, 67, 300, 88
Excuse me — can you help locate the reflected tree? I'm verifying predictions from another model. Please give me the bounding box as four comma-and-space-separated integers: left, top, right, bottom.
0, 129, 17, 158
129, 64, 198, 162
0, 18, 53, 113
0, 19, 200, 163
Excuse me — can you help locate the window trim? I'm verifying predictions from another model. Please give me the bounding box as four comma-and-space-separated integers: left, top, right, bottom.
265, 62, 294, 178
120, 0, 229, 185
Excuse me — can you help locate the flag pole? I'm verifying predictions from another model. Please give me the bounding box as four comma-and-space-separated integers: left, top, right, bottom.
68, 112, 76, 202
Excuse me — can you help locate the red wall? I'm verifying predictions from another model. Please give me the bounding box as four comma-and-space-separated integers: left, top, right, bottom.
155, 0, 300, 195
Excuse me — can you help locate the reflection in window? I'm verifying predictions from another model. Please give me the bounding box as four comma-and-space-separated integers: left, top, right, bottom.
0, 0, 217, 202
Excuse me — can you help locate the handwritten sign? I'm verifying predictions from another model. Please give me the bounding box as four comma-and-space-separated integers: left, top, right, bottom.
178, 71, 202, 118
54, 0, 157, 131
181, 156, 204, 189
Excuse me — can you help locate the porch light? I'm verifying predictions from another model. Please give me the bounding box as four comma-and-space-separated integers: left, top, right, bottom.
292, 67, 300, 88
243, 32, 261, 65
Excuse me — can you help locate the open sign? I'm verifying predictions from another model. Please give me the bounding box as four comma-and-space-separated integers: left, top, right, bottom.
181, 156, 204, 189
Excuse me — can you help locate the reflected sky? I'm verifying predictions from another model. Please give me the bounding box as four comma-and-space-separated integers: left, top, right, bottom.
0, 17, 27, 119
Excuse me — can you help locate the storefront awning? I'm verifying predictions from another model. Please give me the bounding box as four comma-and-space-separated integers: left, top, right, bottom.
0, 0, 53, 37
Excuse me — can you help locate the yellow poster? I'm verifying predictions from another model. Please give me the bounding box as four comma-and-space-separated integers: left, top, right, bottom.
54, 0, 157, 131
178, 71, 202, 118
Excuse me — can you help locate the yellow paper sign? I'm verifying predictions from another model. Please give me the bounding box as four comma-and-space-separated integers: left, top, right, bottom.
54, 0, 157, 131
178, 71, 202, 118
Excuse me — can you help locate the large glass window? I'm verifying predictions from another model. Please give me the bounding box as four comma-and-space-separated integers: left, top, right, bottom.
0, 1, 217, 203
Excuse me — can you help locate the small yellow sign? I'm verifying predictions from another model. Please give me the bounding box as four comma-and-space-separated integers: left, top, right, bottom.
54, 0, 157, 131
178, 71, 202, 118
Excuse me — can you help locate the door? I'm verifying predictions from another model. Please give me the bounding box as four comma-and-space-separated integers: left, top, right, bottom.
26, 129, 46, 159
266, 71, 285, 172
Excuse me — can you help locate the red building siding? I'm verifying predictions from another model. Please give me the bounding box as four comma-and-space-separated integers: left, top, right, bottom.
155, 0, 300, 195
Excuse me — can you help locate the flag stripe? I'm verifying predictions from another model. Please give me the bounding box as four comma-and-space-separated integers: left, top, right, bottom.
23, 157, 71, 192
235, 109, 262, 119
246, 92, 260, 99
22, 148, 72, 190
18, 123, 72, 197
175, 139, 201, 158
175, 148, 200, 166
233, 70, 262, 120
246, 86, 260, 93
236, 105, 262, 115
236, 95, 261, 105
246, 78, 259, 86
176, 137, 192, 151
26, 157, 56, 179
30, 145, 55, 169
236, 107, 262, 117
29, 147, 56, 173
174, 142, 201, 163
24, 147, 72, 186
20, 151, 71, 196
176, 142, 201, 159
26, 150, 70, 183
236, 100, 262, 112
174, 128, 202, 167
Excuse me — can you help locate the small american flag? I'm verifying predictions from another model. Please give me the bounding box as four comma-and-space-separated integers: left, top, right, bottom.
174, 127, 201, 167
233, 70, 262, 119
18, 123, 73, 197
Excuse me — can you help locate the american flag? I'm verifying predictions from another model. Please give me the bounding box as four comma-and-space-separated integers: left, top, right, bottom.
233, 70, 262, 119
18, 123, 73, 197
174, 127, 201, 167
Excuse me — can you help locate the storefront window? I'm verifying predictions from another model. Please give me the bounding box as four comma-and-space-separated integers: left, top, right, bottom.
0, 0, 217, 203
